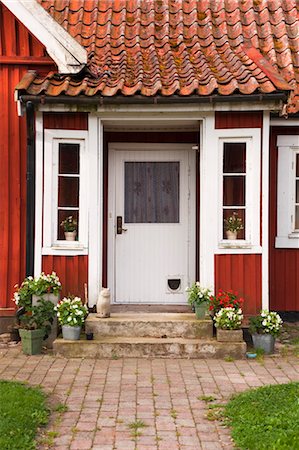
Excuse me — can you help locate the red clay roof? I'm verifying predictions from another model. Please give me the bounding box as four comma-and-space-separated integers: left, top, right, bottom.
17, 0, 299, 112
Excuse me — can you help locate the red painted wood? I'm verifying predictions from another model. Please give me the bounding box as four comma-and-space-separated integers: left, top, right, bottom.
269, 127, 299, 311
215, 254, 262, 315
215, 111, 263, 129
0, 4, 56, 313
43, 113, 88, 130
42, 256, 88, 301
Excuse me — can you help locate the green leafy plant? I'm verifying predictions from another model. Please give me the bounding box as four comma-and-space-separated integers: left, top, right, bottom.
19, 298, 55, 338
214, 307, 243, 330
13, 272, 61, 310
249, 310, 283, 337
186, 282, 211, 307
209, 289, 244, 315
60, 215, 77, 232
224, 212, 243, 232
55, 296, 88, 327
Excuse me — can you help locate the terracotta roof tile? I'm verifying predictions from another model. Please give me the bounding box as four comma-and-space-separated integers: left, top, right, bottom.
15, 0, 299, 112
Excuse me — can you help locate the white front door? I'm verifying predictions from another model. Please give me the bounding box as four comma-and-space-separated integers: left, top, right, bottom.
108, 143, 195, 304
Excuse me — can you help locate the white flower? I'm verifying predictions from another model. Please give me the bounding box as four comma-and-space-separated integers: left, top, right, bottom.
67, 317, 72, 322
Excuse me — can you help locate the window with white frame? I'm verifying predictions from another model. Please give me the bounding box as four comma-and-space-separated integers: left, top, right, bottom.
43, 130, 88, 254
276, 135, 299, 248
217, 131, 261, 250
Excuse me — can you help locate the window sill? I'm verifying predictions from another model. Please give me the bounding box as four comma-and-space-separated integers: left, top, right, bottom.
42, 245, 88, 256
275, 236, 299, 249
216, 242, 262, 254
218, 240, 252, 249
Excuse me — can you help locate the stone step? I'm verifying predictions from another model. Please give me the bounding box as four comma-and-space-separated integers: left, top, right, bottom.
53, 336, 246, 359
85, 313, 213, 339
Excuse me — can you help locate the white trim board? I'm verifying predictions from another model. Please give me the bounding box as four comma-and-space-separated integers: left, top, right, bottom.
3, 0, 87, 73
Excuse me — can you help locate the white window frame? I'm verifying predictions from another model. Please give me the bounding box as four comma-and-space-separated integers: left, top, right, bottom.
43, 129, 88, 255
276, 135, 299, 248
216, 130, 261, 252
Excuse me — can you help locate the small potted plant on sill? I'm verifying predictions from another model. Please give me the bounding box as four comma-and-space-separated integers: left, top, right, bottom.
55, 296, 88, 340
18, 299, 55, 355
186, 282, 211, 319
13, 272, 62, 348
214, 307, 244, 342
224, 212, 243, 240
60, 216, 77, 241
249, 310, 283, 354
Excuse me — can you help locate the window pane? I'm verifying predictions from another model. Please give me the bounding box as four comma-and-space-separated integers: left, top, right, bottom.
59, 143, 79, 174
58, 177, 79, 207
296, 154, 299, 177
223, 176, 245, 206
223, 209, 245, 240
223, 143, 246, 173
125, 162, 179, 223
58, 210, 79, 240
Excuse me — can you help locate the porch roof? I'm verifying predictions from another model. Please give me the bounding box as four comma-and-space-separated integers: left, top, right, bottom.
16, 0, 299, 113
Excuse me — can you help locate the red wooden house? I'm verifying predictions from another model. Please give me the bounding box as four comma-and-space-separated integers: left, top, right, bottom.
0, 0, 298, 331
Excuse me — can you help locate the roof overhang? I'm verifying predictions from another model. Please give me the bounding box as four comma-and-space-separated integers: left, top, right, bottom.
1, 0, 87, 73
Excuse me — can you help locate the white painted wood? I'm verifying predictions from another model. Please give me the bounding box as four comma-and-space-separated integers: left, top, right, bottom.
43, 130, 88, 255
34, 112, 43, 277
270, 119, 299, 127
3, 0, 86, 73
88, 117, 103, 307
276, 135, 299, 248
262, 112, 270, 310
108, 144, 196, 304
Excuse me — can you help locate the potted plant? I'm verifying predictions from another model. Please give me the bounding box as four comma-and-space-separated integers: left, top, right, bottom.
249, 310, 283, 354
18, 299, 55, 355
214, 307, 244, 342
13, 272, 62, 348
209, 289, 244, 317
224, 212, 243, 240
55, 296, 88, 340
186, 282, 211, 319
60, 216, 77, 241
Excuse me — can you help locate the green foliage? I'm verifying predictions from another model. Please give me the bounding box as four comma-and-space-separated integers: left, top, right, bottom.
209, 289, 244, 315
60, 215, 77, 232
197, 395, 217, 402
214, 307, 243, 330
186, 282, 211, 307
19, 299, 55, 338
13, 272, 61, 310
249, 310, 283, 337
225, 382, 299, 450
55, 296, 88, 327
0, 380, 49, 450
224, 212, 243, 232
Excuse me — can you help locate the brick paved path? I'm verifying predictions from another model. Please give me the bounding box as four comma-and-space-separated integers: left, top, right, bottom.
0, 347, 298, 450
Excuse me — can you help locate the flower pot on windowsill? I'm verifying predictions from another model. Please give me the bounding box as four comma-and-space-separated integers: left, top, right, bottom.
64, 231, 76, 241
217, 329, 243, 342
226, 231, 237, 240
32, 293, 59, 349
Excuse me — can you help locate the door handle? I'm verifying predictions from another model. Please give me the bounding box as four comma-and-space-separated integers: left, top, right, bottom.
117, 216, 127, 234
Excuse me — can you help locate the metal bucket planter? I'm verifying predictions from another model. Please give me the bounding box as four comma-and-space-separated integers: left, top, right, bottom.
252, 333, 275, 354
19, 329, 44, 355
62, 325, 81, 340
32, 294, 59, 349
194, 302, 209, 319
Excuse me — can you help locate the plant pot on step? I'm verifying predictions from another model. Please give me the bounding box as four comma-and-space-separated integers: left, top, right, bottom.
32, 293, 59, 349
64, 231, 76, 241
194, 301, 209, 319
19, 328, 44, 355
217, 329, 243, 342
62, 325, 81, 340
252, 333, 275, 354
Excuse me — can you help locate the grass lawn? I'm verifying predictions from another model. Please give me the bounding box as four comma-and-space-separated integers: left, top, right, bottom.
0, 380, 49, 450
225, 382, 299, 450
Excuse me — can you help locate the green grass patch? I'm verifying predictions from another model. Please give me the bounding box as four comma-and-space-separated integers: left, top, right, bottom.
0, 380, 49, 450
224, 382, 299, 450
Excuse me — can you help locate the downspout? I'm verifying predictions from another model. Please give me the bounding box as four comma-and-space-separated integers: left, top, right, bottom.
25, 101, 35, 277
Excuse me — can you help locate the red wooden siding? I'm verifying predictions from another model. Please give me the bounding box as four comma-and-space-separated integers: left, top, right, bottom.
269, 127, 299, 311
0, 4, 56, 315
42, 256, 88, 301
215, 254, 262, 315
43, 113, 88, 130
215, 111, 263, 129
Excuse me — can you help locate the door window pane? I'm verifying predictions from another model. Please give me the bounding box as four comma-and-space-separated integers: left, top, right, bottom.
59, 143, 79, 174
125, 162, 180, 223
223, 176, 245, 206
58, 177, 79, 207
223, 143, 246, 173
223, 209, 245, 240
57, 210, 79, 240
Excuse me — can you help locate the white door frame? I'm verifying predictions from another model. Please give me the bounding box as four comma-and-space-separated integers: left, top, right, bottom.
107, 142, 196, 304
